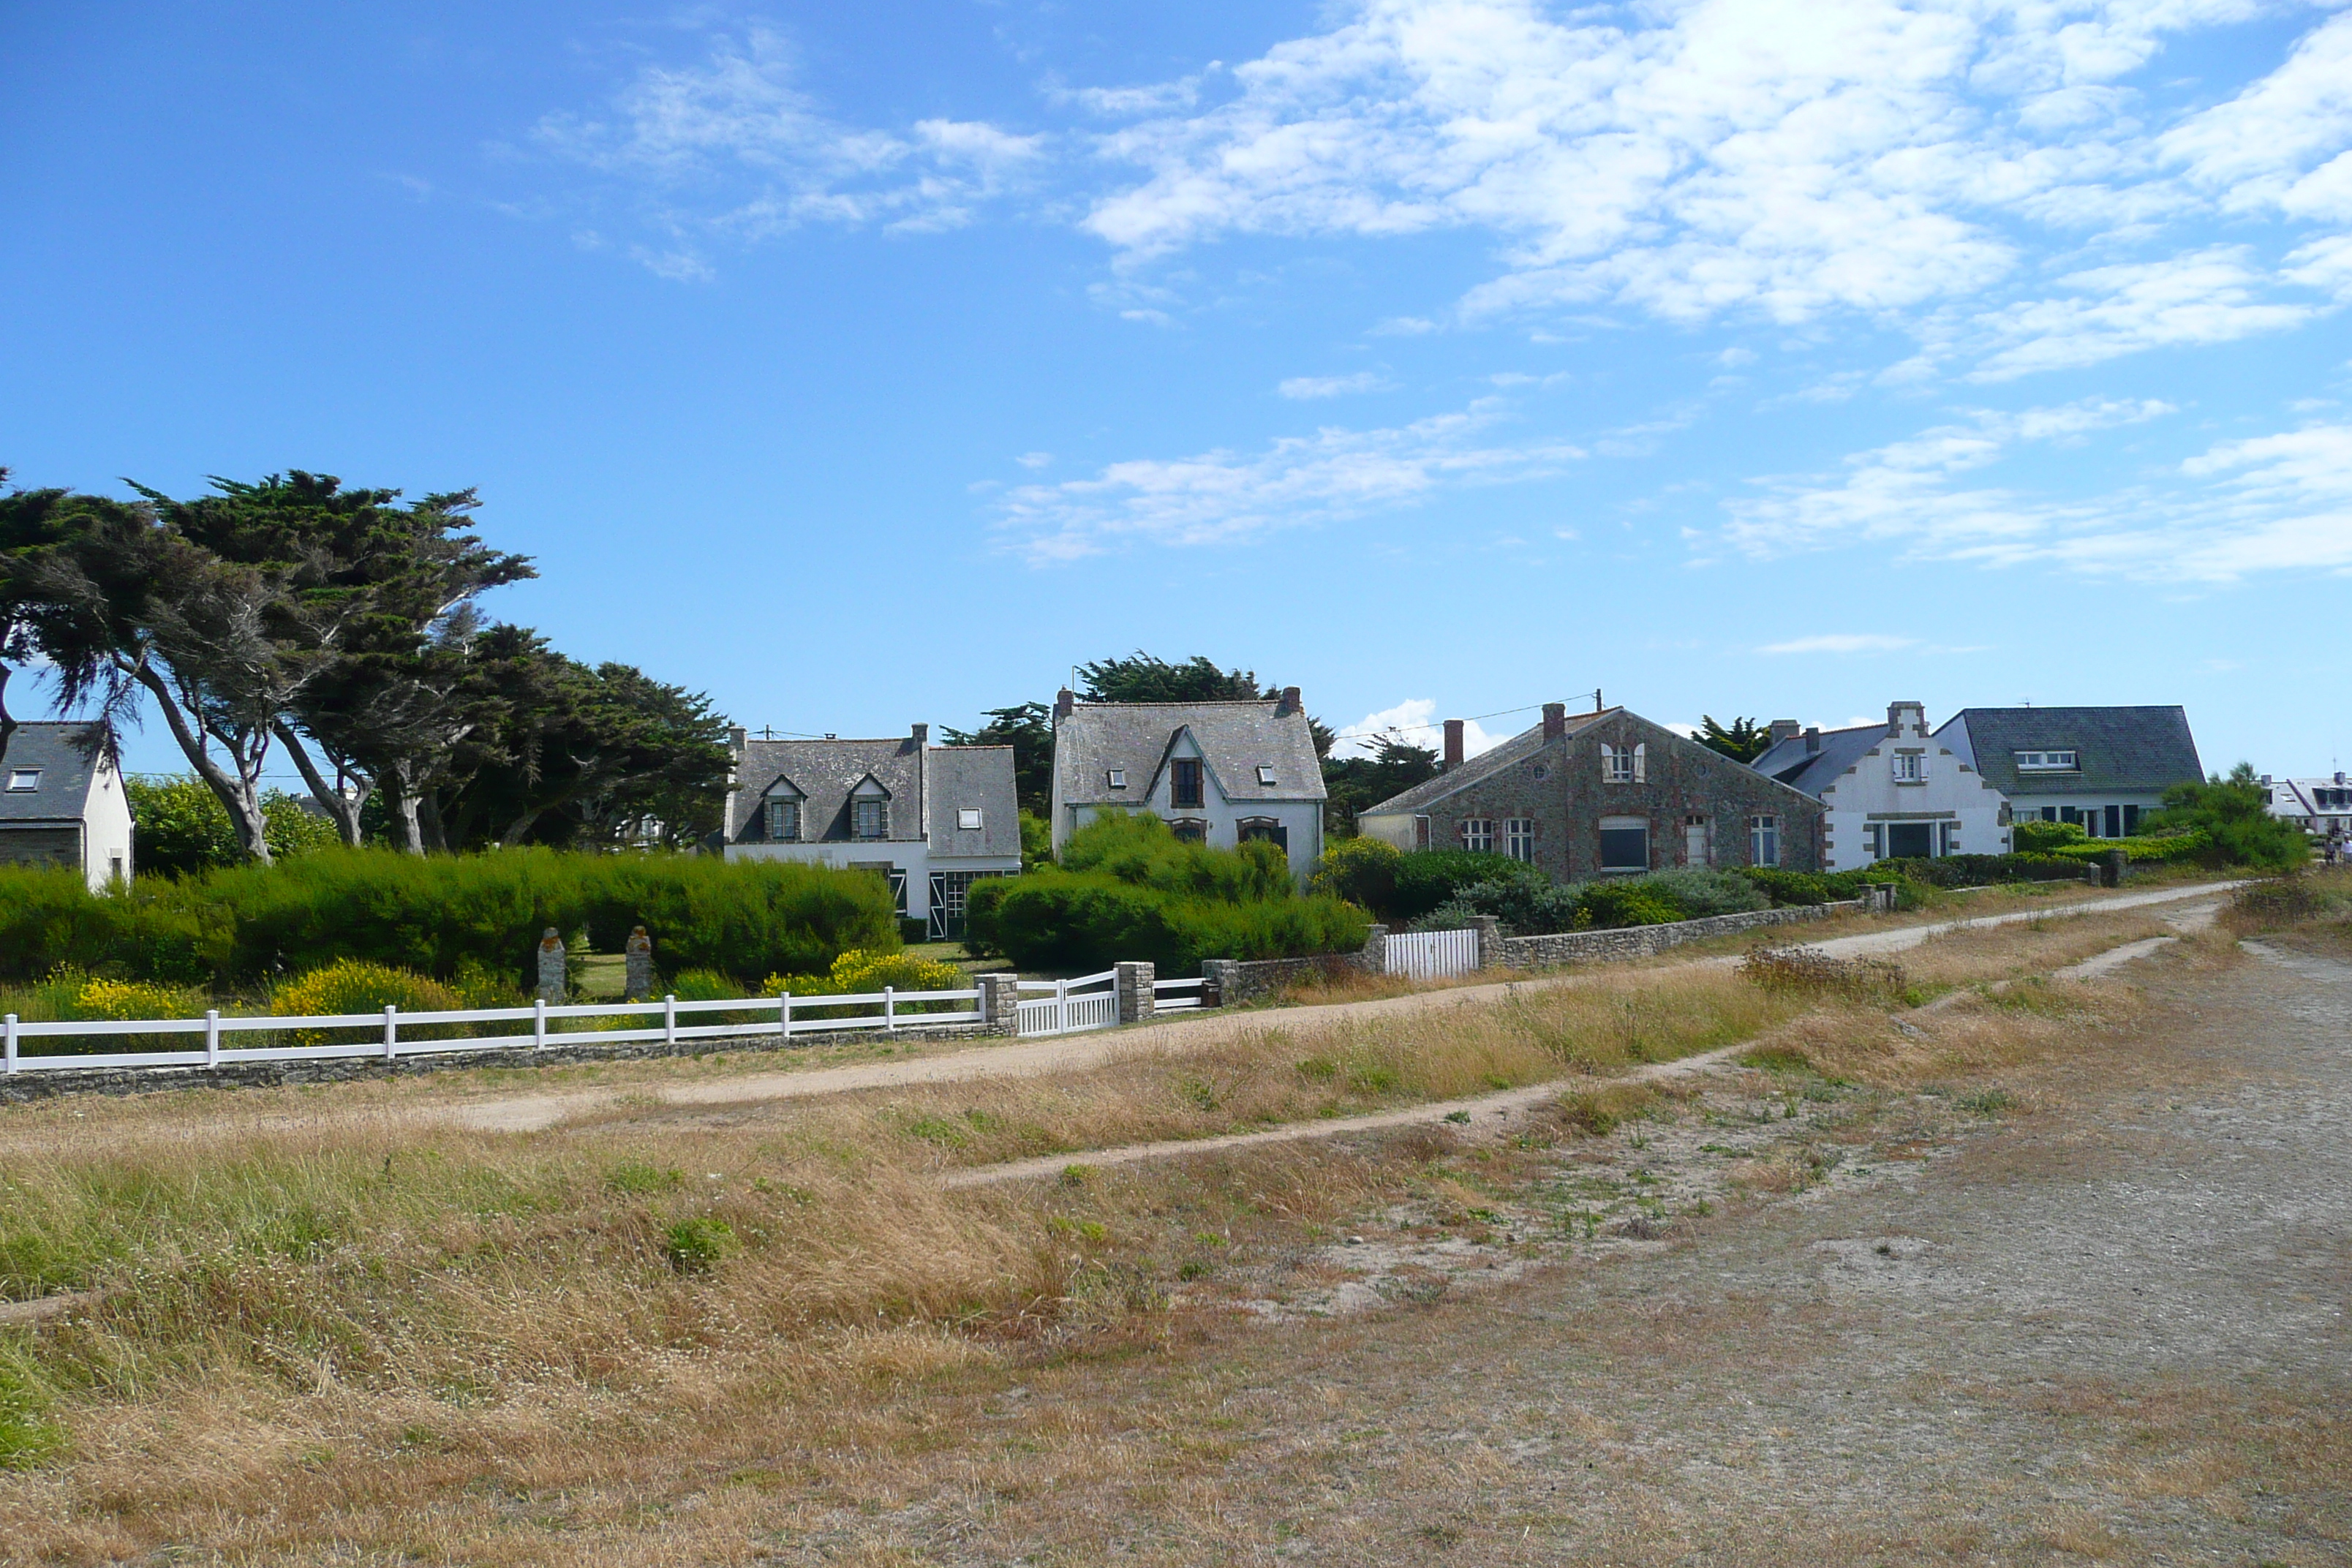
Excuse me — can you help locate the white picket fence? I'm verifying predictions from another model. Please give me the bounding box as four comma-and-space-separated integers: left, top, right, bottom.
1384, 927, 1480, 981
0, 986, 984, 1075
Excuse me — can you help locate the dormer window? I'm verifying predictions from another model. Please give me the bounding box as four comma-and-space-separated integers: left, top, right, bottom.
2015, 750, 2078, 772
763, 780, 804, 841
1171, 758, 1204, 809
850, 777, 891, 840
1256, 765, 1277, 786
4, 768, 38, 792
1107, 768, 1127, 790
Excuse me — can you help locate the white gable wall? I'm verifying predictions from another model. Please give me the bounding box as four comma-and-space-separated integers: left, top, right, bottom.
1819, 704, 2010, 872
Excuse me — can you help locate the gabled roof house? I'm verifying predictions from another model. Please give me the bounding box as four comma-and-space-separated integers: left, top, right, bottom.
722, 723, 1021, 938
1049, 687, 1326, 875
1, 720, 134, 890
1935, 706, 2202, 840
1750, 702, 2011, 870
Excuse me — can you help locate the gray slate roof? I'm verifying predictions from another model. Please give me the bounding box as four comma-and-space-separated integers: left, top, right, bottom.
1750, 723, 1889, 798
727, 737, 1019, 856
1055, 701, 1326, 806
0, 722, 107, 822
1936, 706, 2202, 797
1358, 709, 1612, 817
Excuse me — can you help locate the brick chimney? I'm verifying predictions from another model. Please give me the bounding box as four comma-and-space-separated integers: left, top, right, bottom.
1768, 719, 1799, 745
1444, 718, 1465, 771
1054, 687, 1075, 720
1275, 685, 1302, 716
1803, 726, 1821, 755
1542, 701, 1567, 741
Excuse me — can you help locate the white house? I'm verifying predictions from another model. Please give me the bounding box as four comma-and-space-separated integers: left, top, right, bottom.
1935, 706, 2203, 840
2264, 772, 2352, 853
1750, 702, 2010, 870
720, 724, 1022, 939
0, 721, 135, 890
1049, 687, 1326, 878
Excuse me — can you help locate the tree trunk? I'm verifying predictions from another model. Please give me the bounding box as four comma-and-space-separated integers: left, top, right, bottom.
499, 807, 546, 848
419, 791, 451, 854
274, 723, 369, 848
378, 764, 427, 854
129, 660, 274, 865
0, 663, 18, 764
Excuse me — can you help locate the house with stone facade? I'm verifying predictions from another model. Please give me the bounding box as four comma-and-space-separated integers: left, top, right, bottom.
0, 721, 134, 890
1049, 687, 1326, 878
1750, 702, 2013, 870
720, 724, 1021, 939
1355, 702, 1825, 878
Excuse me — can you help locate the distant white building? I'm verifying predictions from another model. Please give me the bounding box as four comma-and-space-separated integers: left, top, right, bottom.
0, 721, 134, 890
1049, 687, 1326, 878
720, 724, 1022, 940
1750, 702, 2010, 871
2264, 773, 2352, 851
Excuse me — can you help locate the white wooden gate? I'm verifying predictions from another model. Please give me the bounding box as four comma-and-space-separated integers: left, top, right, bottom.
1015, 969, 1120, 1037
1384, 928, 1480, 980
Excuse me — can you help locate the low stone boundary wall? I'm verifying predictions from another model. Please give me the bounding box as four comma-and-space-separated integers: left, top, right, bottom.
0, 1019, 1003, 1106
1490, 900, 1863, 970
1199, 954, 1363, 1007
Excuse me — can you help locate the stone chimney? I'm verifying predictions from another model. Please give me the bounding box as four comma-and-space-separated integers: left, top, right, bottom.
1444, 719, 1466, 771
1055, 687, 1075, 720
1888, 700, 1924, 738
727, 725, 747, 755
911, 722, 928, 745
1803, 726, 1821, 755
1542, 701, 1567, 741
1275, 685, 1302, 716
1768, 719, 1800, 745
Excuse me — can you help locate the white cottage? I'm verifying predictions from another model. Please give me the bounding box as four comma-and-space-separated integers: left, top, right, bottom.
1048, 687, 1326, 878
0, 721, 135, 889
1750, 702, 2010, 871
1935, 705, 2202, 839
720, 724, 1022, 939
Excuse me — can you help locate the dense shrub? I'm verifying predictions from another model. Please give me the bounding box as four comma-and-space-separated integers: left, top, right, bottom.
1878, 853, 2092, 889
1737, 867, 1898, 905
1387, 849, 1543, 921
0, 867, 229, 984
971, 814, 1369, 974
1309, 836, 1402, 913
2010, 818, 2088, 854
268, 959, 476, 1044
764, 949, 971, 1017
124, 775, 339, 878
201, 848, 896, 984
0, 968, 211, 1025
2139, 765, 2310, 870
1572, 882, 1686, 929
1410, 868, 1758, 936
2045, 829, 2209, 865
1632, 870, 1771, 919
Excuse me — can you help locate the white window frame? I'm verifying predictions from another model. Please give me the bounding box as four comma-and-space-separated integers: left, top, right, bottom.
852, 798, 889, 840
1749, 814, 1779, 867
764, 796, 802, 841
957, 807, 984, 831
1504, 818, 1537, 863
2014, 750, 2079, 772
1602, 743, 1644, 784
1459, 818, 1495, 853
5, 768, 39, 792
1892, 751, 1924, 783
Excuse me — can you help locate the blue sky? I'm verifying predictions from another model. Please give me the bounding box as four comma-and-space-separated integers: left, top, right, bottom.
5, 0, 2349, 782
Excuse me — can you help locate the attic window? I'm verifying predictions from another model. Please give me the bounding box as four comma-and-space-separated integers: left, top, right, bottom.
1256, 765, 1277, 786
5, 769, 38, 792
957, 807, 984, 830
1107, 769, 1127, 789
2015, 750, 2078, 772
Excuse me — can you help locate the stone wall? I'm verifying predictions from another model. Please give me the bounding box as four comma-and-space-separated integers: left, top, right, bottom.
0, 1017, 1006, 1106
1202, 953, 1365, 1006
1491, 900, 1860, 969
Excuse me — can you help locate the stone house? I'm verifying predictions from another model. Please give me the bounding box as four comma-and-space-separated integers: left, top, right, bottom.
721, 724, 1022, 939
1935, 706, 2202, 840
1355, 703, 1825, 878
1751, 701, 2012, 870
1049, 687, 1327, 878
0, 721, 135, 890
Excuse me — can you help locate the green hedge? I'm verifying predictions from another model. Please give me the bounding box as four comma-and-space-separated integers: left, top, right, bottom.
1414, 868, 1765, 936
1387, 848, 1542, 921
0, 851, 898, 987
1877, 853, 2094, 889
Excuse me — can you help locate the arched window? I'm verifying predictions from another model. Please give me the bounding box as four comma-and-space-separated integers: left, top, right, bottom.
1169, 818, 1207, 844
1237, 817, 1288, 851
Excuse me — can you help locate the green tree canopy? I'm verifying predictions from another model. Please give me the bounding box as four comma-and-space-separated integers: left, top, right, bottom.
1697, 715, 1772, 763
1322, 731, 1441, 837
2141, 762, 2313, 870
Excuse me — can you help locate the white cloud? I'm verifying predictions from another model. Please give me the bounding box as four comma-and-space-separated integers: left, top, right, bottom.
533, 26, 1044, 269
1015, 451, 1054, 470
992, 399, 1585, 561
1073, 0, 2339, 375
1278, 371, 1396, 399
1723, 406, 2352, 583
1757, 634, 1918, 655
1331, 698, 1506, 758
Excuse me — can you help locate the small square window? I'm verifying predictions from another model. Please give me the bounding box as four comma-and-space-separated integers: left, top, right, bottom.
1256, 765, 1277, 786
957, 807, 984, 831
1107, 769, 1127, 789
5, 768, 37, 792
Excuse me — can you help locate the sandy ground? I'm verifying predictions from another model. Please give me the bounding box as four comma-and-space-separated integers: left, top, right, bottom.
745, 924, 2347, 1564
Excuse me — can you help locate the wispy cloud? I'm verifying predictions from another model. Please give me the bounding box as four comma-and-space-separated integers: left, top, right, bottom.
992, 399, 1586, 562
1757, 634, 1918, 655
532, 25, 1044, 274
1332, 697, 1505, 758
1278, 371, 1396, 399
